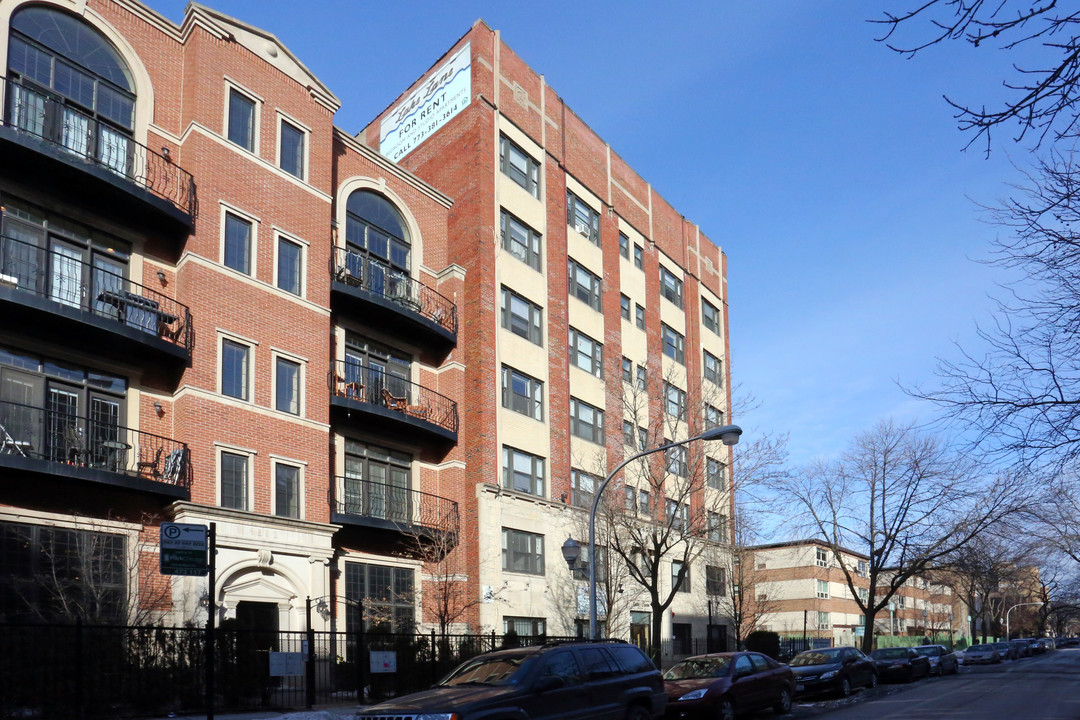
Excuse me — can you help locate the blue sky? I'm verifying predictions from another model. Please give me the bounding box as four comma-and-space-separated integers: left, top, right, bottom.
146, 1, 1034, 465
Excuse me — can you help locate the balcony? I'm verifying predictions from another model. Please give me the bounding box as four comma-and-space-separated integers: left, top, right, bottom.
330, 474, 458, 556
0, 77, 197, 237
0, 398, 190, 501
329, 360, 457, 446
331, 247, 456, 353
0, 233, 192, 369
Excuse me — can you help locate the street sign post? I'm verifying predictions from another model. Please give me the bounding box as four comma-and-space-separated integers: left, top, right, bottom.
160, 522, 209, 576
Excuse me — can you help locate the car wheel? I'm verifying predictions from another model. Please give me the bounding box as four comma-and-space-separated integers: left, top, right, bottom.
839, 677, 852, 698
773, 687, 792, 715
625, 706, 651, 720
717, 696, 735, 720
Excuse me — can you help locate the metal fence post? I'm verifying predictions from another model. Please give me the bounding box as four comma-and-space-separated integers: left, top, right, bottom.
75, 618, 84, 720
305, 597, 315, 709
431, 629, 437, 686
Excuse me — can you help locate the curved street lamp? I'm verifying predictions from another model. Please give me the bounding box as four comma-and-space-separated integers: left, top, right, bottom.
1005, 601, 1043, 640
567, 424, 743, 640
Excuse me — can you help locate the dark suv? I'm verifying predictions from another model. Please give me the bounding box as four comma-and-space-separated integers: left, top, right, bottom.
356, 641, 667, 720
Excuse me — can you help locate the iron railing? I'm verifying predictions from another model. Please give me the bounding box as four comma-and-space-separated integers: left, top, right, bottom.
329, 358, 458, 433
0, 399, 190, 490
2, 76, 198, 218
331, 474, 459, 537
332, 246, 457, 334
0, 232, 192, 354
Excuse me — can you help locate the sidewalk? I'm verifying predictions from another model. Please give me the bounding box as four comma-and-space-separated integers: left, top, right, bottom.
151, 704, 364, 720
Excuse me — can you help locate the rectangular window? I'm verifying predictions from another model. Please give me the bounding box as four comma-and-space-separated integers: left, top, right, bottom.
570, 397, 605, 444
707, 457, 726, 490
224, 212, 252, 275
707, 565, 726, 596
672, 560, 690, 593
702, 298, 721, 335
221, 339, 250, 400
705, 404, 723, 429
638, 427, 649, 452
345, 562, 414, 633
500, 135, 540, 197
501, 287, 543, 344
635, 304, 646, 330
502, 528, 544, 575
666, 445, 688, 477
708, 513, 727, 542
227, 88, 255, 151
857, 560, 868, 577
501, 210, 542, 270
567, 191, 600, 244
818, 611, 831, 628
619, 232, 629, 259
504, 616, 546, 636
275, 357, 300, 415
660, 266, 683, 308
639, 489, 650, 515
502, 446, 545, 496
636, 364, 647, 391
816, 547, 828, 567
568, 259, 602, 311
664, 382, 686, 418
817, 580, 830, 599
274, 463, 300, 518
622, 420, 635, 447
667, 499, 689, 532
571, 468, 599, 508
704, 351, 723, 386
277, 236, 303, 296
501, 366, 543, 420
279, 119, 305, 179
858, 587, 869, 602
633, 243, 643, 269
624, 485, 635, 512
662, 324, 685, 364
620, 294, 631, 321
569, 328, 603, 377
221, 451, 248, 510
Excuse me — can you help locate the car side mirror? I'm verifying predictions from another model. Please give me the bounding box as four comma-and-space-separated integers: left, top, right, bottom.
534, 676, 565, 693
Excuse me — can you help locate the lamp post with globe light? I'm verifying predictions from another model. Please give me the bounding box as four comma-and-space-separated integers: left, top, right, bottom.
562, 424, 743, 640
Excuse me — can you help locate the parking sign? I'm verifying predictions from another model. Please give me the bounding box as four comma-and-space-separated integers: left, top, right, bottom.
160, 522, 208, 576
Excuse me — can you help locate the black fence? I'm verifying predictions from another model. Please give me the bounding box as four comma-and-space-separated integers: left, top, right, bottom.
0, 623, 577, 719
0, 232, 193, 354
2, 76, 198, 218
330, 359, 458, 433
331, 474, 460, 536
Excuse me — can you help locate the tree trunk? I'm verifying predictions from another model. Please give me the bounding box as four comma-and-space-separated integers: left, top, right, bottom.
651, 599, 664, 667
859, 610, 876, 654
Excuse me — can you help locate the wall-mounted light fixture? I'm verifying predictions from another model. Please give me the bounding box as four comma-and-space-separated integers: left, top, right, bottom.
161, 146, 171, 161
156, 270, 167, 283
153, 400, 164, 416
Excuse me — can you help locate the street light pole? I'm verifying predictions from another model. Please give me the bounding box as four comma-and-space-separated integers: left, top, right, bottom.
1005, 601, 1042, 640
585, 424, 742, 640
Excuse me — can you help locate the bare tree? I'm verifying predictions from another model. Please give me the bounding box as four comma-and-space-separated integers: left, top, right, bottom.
941, 533, 1035, 641
775, 419, 1028, 653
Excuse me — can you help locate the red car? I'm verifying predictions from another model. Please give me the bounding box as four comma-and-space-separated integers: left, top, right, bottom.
663, 652, 794, 720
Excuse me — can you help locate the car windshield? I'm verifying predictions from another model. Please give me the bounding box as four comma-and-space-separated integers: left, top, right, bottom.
872, 648, 909, 660
791, 649, 843, 666
915, 647, 940, 656
663, 657, 731, 679
441, 653, 532, 686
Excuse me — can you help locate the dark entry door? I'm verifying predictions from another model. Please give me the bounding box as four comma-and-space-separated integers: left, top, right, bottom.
234, 601, 280, 702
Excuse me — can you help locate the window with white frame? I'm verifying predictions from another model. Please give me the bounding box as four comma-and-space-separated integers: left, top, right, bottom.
672, 560, 690, 593
570, 397, 604, 444
274, 462, 301, 518
502, 528, 544, 575
275, 356, 301, 415
818, 611, 831, 628
501, 366, 543, 420
857, 560, 867, 577
662, 324, 685, 364
502, 445, 545, 496
815, 547, 829, 567
569, 328, 603, 377
227, 86, 257, 151
501, 287, 543, 345
666, 445, 688, 477
664, 382, 686, 418
660, 266, 683, 308
220, 450, 249, 510
276, 235, 303, 296
500, 135, 540, 197
702, 298, 721, 335
817, 580, 830, 599
567, 190, 600, 244
221, 338, 251, 401
501, 210, 542, 270
568, 259, 602, 311
279, 117, 305, 179
666, 500, 689, 532
705, 404, 723, 429
223, 211, 253, 275
858, 587, 869, 603
571, 468, 599, 509
704, 351, 723, 386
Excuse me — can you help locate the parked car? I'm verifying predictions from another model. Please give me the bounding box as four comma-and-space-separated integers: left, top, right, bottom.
993, 641, 1018, 660
963, 644, 1001, 664
354, 641, 667, 720
662, 652, 794, 720
870, 647, 932, 682
789, 646, 877, 698
913, 644, 960, 676
1010, 639, 1032, 658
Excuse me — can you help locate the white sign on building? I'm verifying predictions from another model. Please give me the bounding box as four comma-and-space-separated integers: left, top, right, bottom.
380, 42, 471, 162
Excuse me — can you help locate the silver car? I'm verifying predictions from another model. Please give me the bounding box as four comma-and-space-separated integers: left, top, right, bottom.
914, 644, 959, 675
963, 644, 1001, 664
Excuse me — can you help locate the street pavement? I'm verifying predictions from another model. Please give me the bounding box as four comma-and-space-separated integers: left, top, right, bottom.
794, 647, 1080, 719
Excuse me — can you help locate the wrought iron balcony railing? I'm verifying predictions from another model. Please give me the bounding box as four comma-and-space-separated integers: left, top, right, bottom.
0, 398, 190, 490
0, 233, 192, 354
332, 246, 457, 334
329, 359, 458, 433
2, 76, 198, 218
331, 474, 459, 537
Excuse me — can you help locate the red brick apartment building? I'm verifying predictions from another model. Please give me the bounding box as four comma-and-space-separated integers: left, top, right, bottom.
0, 0, 732, 647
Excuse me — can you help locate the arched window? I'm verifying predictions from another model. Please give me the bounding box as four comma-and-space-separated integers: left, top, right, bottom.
345, 190, 410, 274
7, 5, 135, 172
